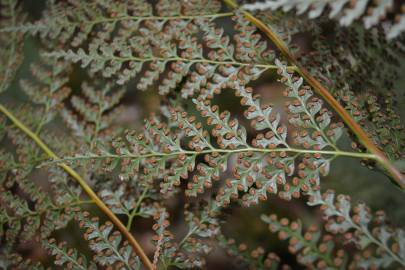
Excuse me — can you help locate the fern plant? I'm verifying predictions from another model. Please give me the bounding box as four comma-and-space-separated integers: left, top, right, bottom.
0, 0, 404, 269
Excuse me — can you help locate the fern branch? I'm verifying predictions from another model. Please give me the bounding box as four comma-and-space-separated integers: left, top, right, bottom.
177, 204, 220, 249
262, 215, 338, 268
307, 189, 405, 267
45, 50, 294, 72
46, 147, 378, 164
45, 239, 96, 270
222, 0, 405, 188
0, 104, 154, 270
1, 199, 93, 224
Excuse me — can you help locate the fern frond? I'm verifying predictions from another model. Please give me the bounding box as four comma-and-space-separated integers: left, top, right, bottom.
243, 0, 405, 39
21, 56, 72, 134
0, 104, 154, 269
218, 234, 283, 269
1, 0, 223, 43
44, 238, 97, 270
117, 202, 220, 269
151, 208, 172, 269
307, 189, 405, 268
61, 82, 125, 147
0, 170, 89, 243
224, 0, 405, 185
49, 61, 377, 205
0, 106, 86, 251
40, 12, 279, 96
0, 253, 46, 270
260, 184, 405, 269
175, 203, 221, 268
77, 211, 141, 269
298, 24, 405, 160
262, 214, 348, 269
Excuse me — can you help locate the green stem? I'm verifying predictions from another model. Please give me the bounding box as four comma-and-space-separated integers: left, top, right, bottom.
126, 187, 149, 230
35, 102, 51, 135
71, 12, 236, 26
47, 146, 379, 165
0, 104, 154, 270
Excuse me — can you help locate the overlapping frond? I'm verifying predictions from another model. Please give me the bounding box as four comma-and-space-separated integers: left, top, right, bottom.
21, 56, 72, 134
300, 25, 405, 160
243, 0, 405, 39
61, 82, 125, 147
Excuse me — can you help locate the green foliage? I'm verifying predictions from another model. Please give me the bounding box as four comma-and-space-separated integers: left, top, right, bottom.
0, 0, 404, 269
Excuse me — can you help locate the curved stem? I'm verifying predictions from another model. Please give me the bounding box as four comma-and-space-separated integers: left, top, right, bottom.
0, 104, 154, 270
222, 0, 405, 188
